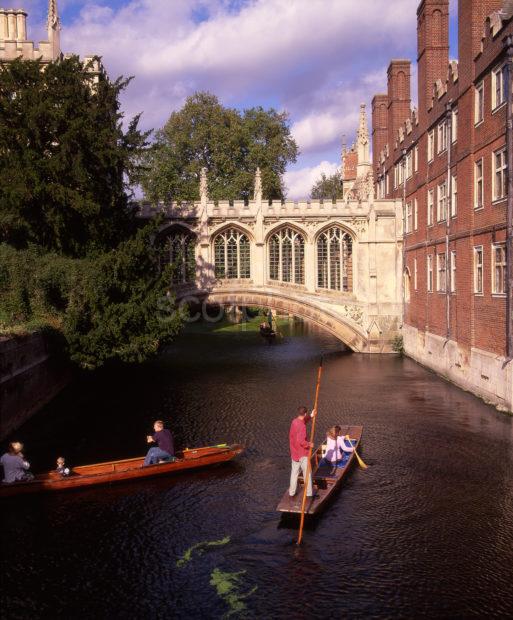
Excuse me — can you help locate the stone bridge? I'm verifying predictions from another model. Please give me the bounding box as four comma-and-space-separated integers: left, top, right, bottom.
139, 180, 404, 353
138, 105, 404, 352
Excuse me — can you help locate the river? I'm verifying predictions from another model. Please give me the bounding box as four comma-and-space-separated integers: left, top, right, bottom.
1, 318, 513, 619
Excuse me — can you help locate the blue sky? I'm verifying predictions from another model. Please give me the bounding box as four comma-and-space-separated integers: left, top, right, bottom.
21, 0, 459, 198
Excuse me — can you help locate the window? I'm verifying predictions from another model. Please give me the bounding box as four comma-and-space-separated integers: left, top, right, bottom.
268, 227, 305, 285
474, 246, 483, 294
450, 251, 456, 293
427, 188, 434, 226
317, 227, 353, 292
406, 151, 413, 179
493, 148, 507, 201
165, 229, 196, 284
451, 107, 458, 143
437, 181, 447, 222
414, 198, 418, 231
437, 120, 448, 153
492, 243, 506, 295
394, 165, 398, 189
427, 254, 433, 292
492, 64, 507, 109
451, 174, 457, 217
385, 172, 389, 195
475, 159, 483, 209
475, 81, 484, 124
404, 269, 411, 303
427, 130, 435, 161
214, 228, 250, 279
437, 253, 447, 292
405, 202, 413, 233
414, 257, 418, 290
414, 145, 419, 172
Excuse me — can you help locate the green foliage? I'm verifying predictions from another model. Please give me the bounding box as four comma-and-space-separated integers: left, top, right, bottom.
0, 231, 184, 369
392, 335, 404, 355
0, 56, 149, 256
210, 568, 257, 618
140, 92, 298, 202
310, 172, 344, 201
176, 536, 231, 568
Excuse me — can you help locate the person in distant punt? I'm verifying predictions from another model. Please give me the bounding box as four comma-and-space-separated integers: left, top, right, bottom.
144, 420, 176, 466
55, 456, 71, 477
289, 406, 317, 498
1, 442, 34, 483
323, 425, 342, 465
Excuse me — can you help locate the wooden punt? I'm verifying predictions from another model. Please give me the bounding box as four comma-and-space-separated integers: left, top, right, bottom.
276, 425, 363, 515
0, 444, 244, 497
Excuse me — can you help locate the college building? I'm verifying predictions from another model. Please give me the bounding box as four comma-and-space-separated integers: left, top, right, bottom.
372, 0, 512, 411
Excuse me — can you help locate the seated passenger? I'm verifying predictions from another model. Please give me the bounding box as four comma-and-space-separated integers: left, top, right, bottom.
337, 431, 355, 456
323, 425, 342, 464
144, 420, 176, 466
55, 456, 71, 477
1, 442, 34, 483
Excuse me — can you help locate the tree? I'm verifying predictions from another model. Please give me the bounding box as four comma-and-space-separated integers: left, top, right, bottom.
310, 172, 344, 201
0, 57, 149, 256
140, 92, 298, 202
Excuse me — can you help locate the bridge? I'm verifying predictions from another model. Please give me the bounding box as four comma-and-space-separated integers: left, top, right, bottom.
138, 106, 405, 352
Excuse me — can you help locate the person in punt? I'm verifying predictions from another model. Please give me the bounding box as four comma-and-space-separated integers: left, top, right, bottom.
1, 442, 34, 483
55, 457, 71, 476
144, 420, 176, 466
321, 426, 354, 468
289, 406, 317, 498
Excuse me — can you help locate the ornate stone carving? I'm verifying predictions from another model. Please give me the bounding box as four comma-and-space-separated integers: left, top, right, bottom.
253, 167, 262, 202
199, 167, 208, 201
340, 305, 364, 326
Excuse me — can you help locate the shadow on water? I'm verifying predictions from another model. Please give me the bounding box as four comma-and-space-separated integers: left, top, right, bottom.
1, 318, 513, 619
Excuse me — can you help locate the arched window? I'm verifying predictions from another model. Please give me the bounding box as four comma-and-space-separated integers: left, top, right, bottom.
214, 228, 250, 279
317, 227, 353, 291
163, 229, 196, 284
269, 227, 305, 285
404, 268, 411, 303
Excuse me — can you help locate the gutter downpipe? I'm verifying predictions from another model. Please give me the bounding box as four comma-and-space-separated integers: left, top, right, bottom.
505, 35, 513, 360
446, 102, 452, 341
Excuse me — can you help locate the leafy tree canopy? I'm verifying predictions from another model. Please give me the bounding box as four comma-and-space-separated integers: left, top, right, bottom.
140, 92, 299, 202
310, 172, 344, 201
0, 56, 149, 256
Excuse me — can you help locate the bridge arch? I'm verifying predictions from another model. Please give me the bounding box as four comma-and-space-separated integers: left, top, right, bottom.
185, 287, 369, 352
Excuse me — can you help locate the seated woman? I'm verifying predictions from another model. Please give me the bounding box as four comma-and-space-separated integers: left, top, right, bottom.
322, 425, 342, 465
1, 442, 34, 483
336, 430, 355, 458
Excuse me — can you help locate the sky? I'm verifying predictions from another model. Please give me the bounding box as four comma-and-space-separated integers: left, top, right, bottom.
20, 0, 458, 199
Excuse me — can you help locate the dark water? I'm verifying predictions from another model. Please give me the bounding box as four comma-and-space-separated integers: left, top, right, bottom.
2, 320, 513, 619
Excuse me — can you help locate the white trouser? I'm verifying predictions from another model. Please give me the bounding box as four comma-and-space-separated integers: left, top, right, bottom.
289, 456, 313, 497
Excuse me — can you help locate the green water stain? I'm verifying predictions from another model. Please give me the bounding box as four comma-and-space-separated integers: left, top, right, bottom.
176, 536, 231, 568
210, 568, 257, 618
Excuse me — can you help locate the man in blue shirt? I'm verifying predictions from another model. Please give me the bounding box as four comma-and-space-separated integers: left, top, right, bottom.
143, 420, 175, 466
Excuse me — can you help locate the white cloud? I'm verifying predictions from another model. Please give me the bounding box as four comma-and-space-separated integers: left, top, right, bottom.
284, 160, 340, 201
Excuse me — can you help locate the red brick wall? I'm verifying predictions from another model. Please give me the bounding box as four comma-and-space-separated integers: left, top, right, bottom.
372, 0, 511, 358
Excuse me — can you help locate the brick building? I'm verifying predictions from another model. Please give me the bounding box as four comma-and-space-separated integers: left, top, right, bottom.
372, 0, 512, 411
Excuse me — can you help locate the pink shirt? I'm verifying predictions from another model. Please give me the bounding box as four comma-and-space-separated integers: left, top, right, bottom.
289, 416, 311, 461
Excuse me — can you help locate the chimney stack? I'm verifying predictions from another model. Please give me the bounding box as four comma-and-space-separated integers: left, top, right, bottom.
372, 93, 389, 175
417, 0, 449, 126
15, 10, 27, 41
458, 0, 503, 89
387, 60, 411, 153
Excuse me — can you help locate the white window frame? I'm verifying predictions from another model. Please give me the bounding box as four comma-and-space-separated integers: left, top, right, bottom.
427, 189, 434, 226
437, 181, 447, 222
492, 63, 507, 110
475, 81, 484, 125
491, 243, 506, 296
427, 254, 433, 292
414, 257, 418, 290
493, 147, 507, 202
473, 246, 484, 294
405, 202, 413, 234
414, 145, 419, 172
436, 252, 446, 292
451, 174, 457, 217
437, 120, 448, 154
474, 159, 484, 209
427, 130, 435, 162
414, 198, 418, 231
451, 107, 458, 143
406, 151, 413, 179
450, 250, 456, 293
